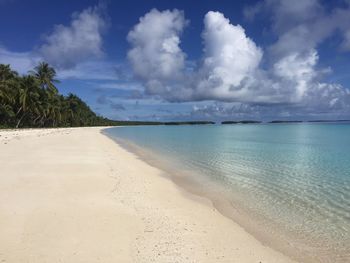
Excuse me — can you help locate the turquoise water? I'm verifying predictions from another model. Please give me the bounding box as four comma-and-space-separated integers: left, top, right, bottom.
105, 124, 350, 262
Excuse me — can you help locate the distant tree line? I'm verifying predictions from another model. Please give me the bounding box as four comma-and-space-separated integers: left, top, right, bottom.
0, 63, 133, 128
164, 121, 215, 125
0, 63, 220, 129
221, 120, 261, 124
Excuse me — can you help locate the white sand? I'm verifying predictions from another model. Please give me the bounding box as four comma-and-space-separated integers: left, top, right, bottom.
0, 127, 294, 262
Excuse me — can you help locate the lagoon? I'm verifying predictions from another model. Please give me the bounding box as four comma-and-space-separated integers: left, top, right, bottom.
106, 123, 350, 262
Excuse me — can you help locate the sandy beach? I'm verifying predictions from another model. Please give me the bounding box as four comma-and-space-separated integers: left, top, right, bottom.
0, 127, 294, 262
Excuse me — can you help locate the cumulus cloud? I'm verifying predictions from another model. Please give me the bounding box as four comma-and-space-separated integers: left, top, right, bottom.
127, 9, 264, 102
272, 49, 350, 113
193, 11, 263, 101
244, 0, 350, 113
0, 4, 114, 80
127, 9, 188, 96
244, 0, 350, 57
273, 50, 319, 101
127, 5, 350, 117
39, 4, 108, 69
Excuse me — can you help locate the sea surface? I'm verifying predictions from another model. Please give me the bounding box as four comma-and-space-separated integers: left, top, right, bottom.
105, 123, 350, 262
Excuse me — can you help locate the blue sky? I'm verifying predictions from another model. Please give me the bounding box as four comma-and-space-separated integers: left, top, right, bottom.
1, 0, 350, 121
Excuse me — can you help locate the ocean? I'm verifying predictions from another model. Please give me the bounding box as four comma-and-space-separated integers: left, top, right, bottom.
105, 123, 350, 262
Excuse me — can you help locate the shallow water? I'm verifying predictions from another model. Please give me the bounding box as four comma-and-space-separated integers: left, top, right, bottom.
105, 123, 350, 262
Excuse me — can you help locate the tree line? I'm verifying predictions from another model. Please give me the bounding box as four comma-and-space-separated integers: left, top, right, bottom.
0, 62, 126, 128
0, 62, 219, 129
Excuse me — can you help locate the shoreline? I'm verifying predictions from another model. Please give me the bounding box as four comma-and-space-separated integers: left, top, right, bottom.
103, 128, 312, 263
0, 127, 294, 262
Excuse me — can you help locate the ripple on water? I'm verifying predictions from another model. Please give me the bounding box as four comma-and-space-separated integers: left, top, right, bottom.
105, 124, 350, 262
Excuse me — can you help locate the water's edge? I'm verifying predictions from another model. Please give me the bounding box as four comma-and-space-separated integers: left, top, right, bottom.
101, 127, 311, 262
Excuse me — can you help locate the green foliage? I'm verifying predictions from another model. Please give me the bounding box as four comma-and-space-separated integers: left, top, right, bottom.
0, 63, 218, 128
0, 63, 124, 128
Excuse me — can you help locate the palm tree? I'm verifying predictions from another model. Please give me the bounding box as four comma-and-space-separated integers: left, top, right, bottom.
0, 64, 18, 101
46, 95, 62, 127
16, 76, 40, 128
0, 64, 18, 81
0, 64, 19, 126
1, 63, 118, 128
30, 62, 59, 94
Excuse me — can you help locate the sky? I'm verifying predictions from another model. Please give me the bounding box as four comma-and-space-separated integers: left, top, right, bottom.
1, 0, 350, 121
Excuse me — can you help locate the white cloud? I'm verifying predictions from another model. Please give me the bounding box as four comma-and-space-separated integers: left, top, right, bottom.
0, 46, 120, 81
194, 11, 263, 101
0, 4, 115, 80
272, 49, 350, 111
39, 4, 107, 69
273, 50, 318, 100
127, 7, 350, 117
0, 46, 39, 74
127, 9, 188, 95
245, 0, 350, 57
2, 2, 350, 118
242, 0, 350, 113
191, 102, 261, 119
127, 10, 264, 102
269, 0, 322, 32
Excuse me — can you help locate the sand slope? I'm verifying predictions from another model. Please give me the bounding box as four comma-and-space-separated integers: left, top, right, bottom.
0, 127, 294, 262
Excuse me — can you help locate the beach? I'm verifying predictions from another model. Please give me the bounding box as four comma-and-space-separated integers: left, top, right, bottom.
0, 127, 294, 262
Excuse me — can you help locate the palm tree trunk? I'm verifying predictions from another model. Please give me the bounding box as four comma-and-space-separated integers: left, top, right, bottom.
16, 106, 23, 116
16, 113, 26, 128
33, 115, 41, 126
39, 115, 46, 127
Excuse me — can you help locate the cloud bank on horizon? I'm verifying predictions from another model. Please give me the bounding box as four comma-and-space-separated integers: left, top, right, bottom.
1, 0, 350, 120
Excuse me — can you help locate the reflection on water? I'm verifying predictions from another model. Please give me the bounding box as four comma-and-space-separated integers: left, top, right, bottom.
105, 123, 350, 262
